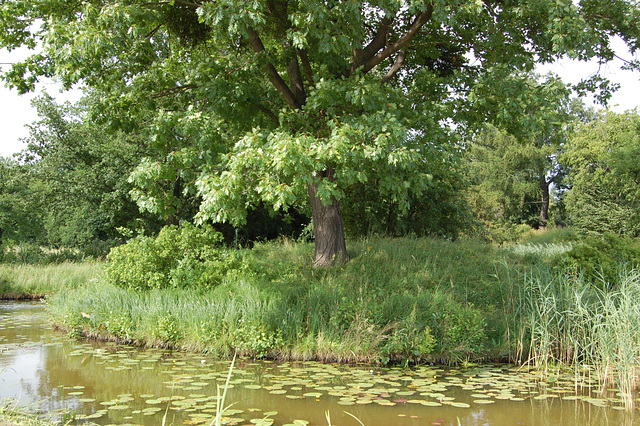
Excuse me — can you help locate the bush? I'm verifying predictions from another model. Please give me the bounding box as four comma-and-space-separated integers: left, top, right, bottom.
552, 233, 640, 287
106, 223, 242, 291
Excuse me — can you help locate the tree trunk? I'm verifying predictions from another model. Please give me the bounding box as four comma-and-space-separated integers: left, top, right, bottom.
540, 177, 550, 228
307, 171, 349, 267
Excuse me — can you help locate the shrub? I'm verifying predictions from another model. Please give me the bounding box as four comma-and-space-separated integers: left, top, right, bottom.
106, 223, 242, 291
552, 233, 640, 287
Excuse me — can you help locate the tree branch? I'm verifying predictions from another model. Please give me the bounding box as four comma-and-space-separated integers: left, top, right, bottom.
359, 8, 434, 75
351, 15, 395, 73
256, 103, 279, 123
381, 48, 407, 84
141, 1, 202, 8
287, 53, 306, 106
151, 84, 198, 99
246, 27, 302, 109
298, 48, 315, 87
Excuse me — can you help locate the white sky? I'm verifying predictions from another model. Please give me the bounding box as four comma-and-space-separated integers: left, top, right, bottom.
1, 39, 639, 158
0, 47, 82, 158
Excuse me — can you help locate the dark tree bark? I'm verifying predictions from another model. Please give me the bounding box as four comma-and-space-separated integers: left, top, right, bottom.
166, 176, 183, 226
307, 170, 349, 267
0, 227, 3, 246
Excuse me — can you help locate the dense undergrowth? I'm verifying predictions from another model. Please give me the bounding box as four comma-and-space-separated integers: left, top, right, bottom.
48, 236, 508, 364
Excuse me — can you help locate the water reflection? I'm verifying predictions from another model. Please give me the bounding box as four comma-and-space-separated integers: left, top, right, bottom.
0, 301, 638, 425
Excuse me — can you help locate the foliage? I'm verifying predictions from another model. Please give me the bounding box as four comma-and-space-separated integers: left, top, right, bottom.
3, 0, 639, 265
464, 79, 586, 241
105, 223, 241, 291
0, 157, 46, 246
552, 234, 640, 287
21, 94, 162, 249
561, 110, 640, 237
341, 140, 472, 239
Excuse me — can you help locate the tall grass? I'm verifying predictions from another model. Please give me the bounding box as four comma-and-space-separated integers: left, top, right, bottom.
0, 262, 103, 297
504, 264, 640, 408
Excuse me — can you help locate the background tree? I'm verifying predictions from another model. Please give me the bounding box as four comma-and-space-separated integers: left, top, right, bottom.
465, 75, 583, 239
2, 0, 640, 266
0, 157, 46, 247
22, 94, 162, 250
561, 110, 640, 237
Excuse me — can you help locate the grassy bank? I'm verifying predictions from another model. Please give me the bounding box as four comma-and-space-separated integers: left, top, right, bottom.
0, 262, 103, 299
47, 237, 524, 363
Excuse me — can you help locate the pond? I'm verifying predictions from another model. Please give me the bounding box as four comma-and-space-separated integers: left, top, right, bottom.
0, 300, 638, 425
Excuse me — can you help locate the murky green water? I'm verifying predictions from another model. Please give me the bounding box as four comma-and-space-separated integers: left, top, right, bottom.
1, 301, 639, 425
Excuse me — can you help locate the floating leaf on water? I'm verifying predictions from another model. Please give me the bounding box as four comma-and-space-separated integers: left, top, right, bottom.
245, 384, 262, 390
585, 398, 607, 407
108, 404, 130, 410
474, 400, 495, 404
450, 402, 471, 408
471, 393, 490, 399
303, 393, 322, 398
420, 401, 442, 407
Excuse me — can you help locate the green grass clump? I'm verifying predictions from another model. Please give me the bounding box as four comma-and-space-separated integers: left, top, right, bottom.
0, 262, 102, 297
0, 399, 69, 426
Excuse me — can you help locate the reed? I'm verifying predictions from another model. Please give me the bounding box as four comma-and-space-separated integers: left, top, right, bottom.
507, 264, 640, 408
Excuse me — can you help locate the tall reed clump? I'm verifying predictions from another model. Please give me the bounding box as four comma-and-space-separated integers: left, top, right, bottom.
506, 264, 640, 409
0, 262, 103, 297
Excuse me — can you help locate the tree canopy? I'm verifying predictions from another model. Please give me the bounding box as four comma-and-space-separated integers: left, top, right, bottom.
561, 109, 640, 237
2, 0, 640, 265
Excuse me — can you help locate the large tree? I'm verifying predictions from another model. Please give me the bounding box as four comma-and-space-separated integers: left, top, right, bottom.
561, 110, 640, 237
2, 1, 639, 266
